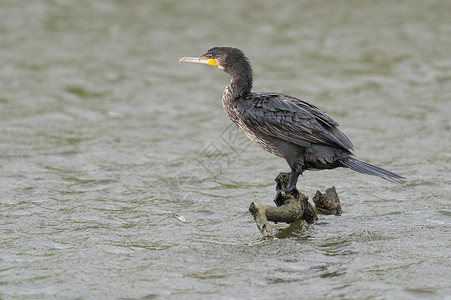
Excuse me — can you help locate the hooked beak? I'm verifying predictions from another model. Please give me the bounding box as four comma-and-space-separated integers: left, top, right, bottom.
179, 55, 218, 67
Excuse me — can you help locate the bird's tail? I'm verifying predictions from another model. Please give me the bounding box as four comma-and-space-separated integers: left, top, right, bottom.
339, 157, 405, 182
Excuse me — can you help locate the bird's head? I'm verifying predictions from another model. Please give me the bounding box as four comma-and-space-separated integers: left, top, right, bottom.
179, 47, 249, 74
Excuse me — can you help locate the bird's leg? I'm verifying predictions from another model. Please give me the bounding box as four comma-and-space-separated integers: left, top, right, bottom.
274, 170, 300, 206
286, 170, 300, 192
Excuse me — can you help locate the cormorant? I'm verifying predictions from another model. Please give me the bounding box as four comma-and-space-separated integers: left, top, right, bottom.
180, 47, 404, 196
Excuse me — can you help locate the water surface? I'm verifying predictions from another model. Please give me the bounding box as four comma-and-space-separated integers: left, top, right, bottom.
1, 0, 450, 299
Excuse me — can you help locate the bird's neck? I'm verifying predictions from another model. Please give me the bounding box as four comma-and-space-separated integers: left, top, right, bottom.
223, 68, 253, 103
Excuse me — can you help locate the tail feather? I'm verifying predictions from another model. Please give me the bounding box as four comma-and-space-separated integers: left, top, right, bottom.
339, 157, 405, 182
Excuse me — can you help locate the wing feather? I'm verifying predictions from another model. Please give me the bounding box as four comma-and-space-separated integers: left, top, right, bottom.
236, 92, 354, 153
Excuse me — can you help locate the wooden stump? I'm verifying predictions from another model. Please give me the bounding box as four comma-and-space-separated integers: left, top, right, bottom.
248, 175, 317, 236
249, 175, 342, 236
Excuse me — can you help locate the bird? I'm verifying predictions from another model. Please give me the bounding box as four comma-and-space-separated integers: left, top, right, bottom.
179, 47, 404, 200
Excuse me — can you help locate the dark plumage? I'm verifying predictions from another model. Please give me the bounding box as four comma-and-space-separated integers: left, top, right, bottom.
180, 47, 404, 193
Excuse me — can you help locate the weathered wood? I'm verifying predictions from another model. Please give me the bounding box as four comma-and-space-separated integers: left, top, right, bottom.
313, 186, 342, 215
249, 175, 318, 236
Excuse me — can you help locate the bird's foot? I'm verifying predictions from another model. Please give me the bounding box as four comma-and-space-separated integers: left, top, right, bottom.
274, 180, 300, 207
274, 172, 291, 190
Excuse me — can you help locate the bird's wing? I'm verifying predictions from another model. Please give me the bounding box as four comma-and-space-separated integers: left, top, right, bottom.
236, 93, 354, 153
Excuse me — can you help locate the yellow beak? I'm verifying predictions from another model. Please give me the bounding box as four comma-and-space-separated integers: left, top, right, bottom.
179, 56, 217, 67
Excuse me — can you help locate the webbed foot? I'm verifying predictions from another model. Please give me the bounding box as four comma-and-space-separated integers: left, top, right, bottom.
274, 173, 300, 207
274, 172, 291, 190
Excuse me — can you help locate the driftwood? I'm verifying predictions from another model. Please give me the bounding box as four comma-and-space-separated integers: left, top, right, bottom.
249, 174, 341, 236
313, 186, 342, 215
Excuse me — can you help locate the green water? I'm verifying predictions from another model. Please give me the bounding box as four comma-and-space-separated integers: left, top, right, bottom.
1, 0, 450, 299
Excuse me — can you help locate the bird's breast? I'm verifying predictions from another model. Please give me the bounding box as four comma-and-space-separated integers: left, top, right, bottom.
222, 93, 240, 123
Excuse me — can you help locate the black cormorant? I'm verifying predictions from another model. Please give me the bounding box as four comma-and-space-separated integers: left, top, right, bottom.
180, 47, 404, 195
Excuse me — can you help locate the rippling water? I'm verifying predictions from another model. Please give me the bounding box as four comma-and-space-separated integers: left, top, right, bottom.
1, 0, 450, 299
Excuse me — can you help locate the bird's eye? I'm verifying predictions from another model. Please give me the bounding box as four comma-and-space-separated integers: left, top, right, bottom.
206, 54, 213, 59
